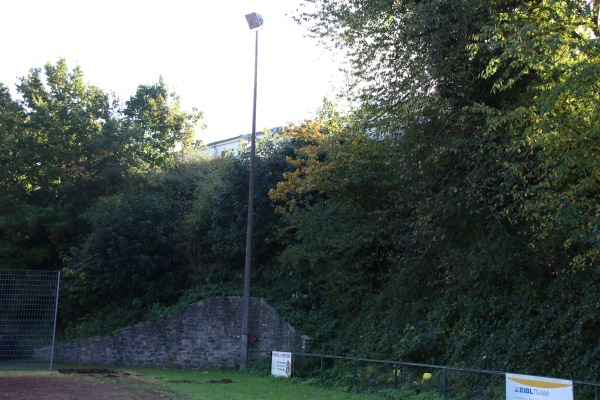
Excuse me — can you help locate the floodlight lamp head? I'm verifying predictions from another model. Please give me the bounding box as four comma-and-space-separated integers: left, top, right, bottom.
245, 13, 264, 30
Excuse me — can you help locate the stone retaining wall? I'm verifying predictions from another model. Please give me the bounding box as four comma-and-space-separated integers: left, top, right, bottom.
39, 296, 299, 368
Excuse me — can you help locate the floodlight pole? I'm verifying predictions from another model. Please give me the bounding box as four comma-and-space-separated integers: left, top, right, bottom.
241, 12, 262, 370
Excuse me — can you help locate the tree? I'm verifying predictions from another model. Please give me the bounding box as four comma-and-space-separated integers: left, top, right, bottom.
298, 0, 503, 132
469, 0, 600, 270
0, 60, 118, 269
123, 77, 204, 167
0, 60, 206, 271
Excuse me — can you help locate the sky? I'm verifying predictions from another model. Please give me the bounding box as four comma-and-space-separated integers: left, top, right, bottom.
0, 0, 344, 143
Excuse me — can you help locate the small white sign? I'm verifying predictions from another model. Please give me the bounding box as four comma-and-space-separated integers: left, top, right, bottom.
506, 373, 573, 400
271, 351, 292, 378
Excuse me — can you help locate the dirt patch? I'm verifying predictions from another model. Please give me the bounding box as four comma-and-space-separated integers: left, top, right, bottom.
0, 370, 193, 399
58, 368, 120, 374
207, 378, 233, 384
167, 378, 233, 384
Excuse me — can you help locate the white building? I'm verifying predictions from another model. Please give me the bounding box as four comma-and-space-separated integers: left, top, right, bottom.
201, 127, 280, 157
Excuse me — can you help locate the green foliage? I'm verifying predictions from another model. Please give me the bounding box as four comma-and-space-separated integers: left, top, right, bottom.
0, 60, 116, 270
169, 157, 231, 284
209, 132, 300, 278
123, 77, 204, 167
62, 156, 237, 331
10, 59, 111, 201
468, 0, 600, 271
70, 190, 178, 303
277, 0, 600, 382
0, 59, 205, 271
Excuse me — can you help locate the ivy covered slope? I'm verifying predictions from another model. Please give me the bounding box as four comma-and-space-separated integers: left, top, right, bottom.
275, 0, 599, 380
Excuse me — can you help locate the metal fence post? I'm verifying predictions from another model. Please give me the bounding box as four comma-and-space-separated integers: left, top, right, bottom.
320, 356, 324, 383
443, 367, 447, 399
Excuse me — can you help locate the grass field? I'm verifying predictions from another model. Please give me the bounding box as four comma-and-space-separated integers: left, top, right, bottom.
130, 367, 382, 399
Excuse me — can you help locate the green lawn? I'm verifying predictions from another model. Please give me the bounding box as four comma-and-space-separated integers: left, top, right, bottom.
129, 367, 381, 400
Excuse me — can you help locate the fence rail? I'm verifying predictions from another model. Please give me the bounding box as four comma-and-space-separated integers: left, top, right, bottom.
250, 349, 600, 399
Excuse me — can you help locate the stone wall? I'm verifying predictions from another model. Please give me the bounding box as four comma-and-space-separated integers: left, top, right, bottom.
39, 296, 299, 368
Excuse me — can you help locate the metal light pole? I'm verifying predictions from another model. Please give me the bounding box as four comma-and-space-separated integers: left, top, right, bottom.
241, 11, 263, 370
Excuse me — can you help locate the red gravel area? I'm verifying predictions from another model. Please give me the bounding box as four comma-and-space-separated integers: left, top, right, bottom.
0, 370, 191, 400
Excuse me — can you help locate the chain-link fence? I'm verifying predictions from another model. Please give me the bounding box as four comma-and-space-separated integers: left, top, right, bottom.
250, 350, 600, 399
0, 269, 60, 370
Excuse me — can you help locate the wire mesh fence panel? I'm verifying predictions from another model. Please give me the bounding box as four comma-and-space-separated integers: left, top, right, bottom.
0, 269, 60, 370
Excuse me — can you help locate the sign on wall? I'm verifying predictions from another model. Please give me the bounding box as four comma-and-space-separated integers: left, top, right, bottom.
506, 373, 573, 400
271, 351, 292, 378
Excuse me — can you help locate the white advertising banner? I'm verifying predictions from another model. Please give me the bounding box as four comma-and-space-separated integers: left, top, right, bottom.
271, 351, 292, 378
506, 373, 573, 400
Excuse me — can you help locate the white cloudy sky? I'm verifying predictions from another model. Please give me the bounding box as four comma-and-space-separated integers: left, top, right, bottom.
0, 0, 344, 143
